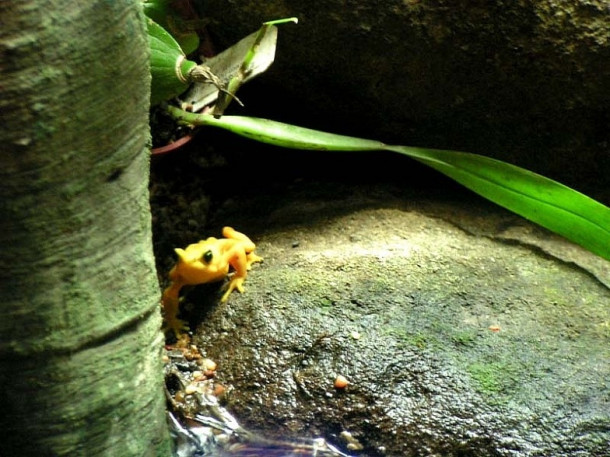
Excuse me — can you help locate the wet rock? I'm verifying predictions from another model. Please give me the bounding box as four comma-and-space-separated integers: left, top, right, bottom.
172, 179, 610, 456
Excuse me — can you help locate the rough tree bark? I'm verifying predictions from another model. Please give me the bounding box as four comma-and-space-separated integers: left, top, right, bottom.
0, 2, 170, 455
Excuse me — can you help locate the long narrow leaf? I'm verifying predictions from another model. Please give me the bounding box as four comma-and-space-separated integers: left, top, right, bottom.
166, 107, 610, 261
167, 107, 385, 150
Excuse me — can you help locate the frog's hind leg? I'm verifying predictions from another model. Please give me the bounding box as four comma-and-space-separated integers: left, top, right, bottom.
246, 251, 263, 269
222, 227, 263, 268
222, 226, 255, 249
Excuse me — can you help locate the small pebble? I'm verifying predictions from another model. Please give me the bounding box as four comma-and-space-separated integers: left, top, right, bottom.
334, 375, 349, 389
192, 370, 204, 381
201, 358, 217, 372
184, 383, 198, 395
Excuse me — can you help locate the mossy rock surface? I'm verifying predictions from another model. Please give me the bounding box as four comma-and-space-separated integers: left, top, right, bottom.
151, 145, 609, 455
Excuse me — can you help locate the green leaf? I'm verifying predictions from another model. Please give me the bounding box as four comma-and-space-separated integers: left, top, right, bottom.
147, 18, 196, 105
143, 0, 200, 54
165, 107, 610, 261
385, 145, 610, 261
213, 17, 298, 115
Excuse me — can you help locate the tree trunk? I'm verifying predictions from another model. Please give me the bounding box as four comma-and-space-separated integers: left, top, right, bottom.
0, 2, 170, 456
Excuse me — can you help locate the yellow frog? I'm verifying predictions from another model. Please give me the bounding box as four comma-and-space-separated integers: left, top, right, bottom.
161, 226, 263, 336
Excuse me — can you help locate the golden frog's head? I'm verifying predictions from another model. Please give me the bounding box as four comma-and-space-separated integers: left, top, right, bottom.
173, 238, 229, 285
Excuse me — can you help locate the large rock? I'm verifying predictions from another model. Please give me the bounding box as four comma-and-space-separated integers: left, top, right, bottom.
150, 145, 609, 455
197, 0, 610, 195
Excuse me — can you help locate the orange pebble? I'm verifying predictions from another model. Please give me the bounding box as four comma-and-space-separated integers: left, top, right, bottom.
213, 383, 226, 397
334, 375, 349, 389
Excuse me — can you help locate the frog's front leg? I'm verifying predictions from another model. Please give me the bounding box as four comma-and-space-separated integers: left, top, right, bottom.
218, 247, 248, 302
220, 246, 262, 302
161, 281, 190, 336
221, 276, 246, 302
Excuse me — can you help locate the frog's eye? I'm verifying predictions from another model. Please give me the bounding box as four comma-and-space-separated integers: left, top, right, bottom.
202, 250, 213, 263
